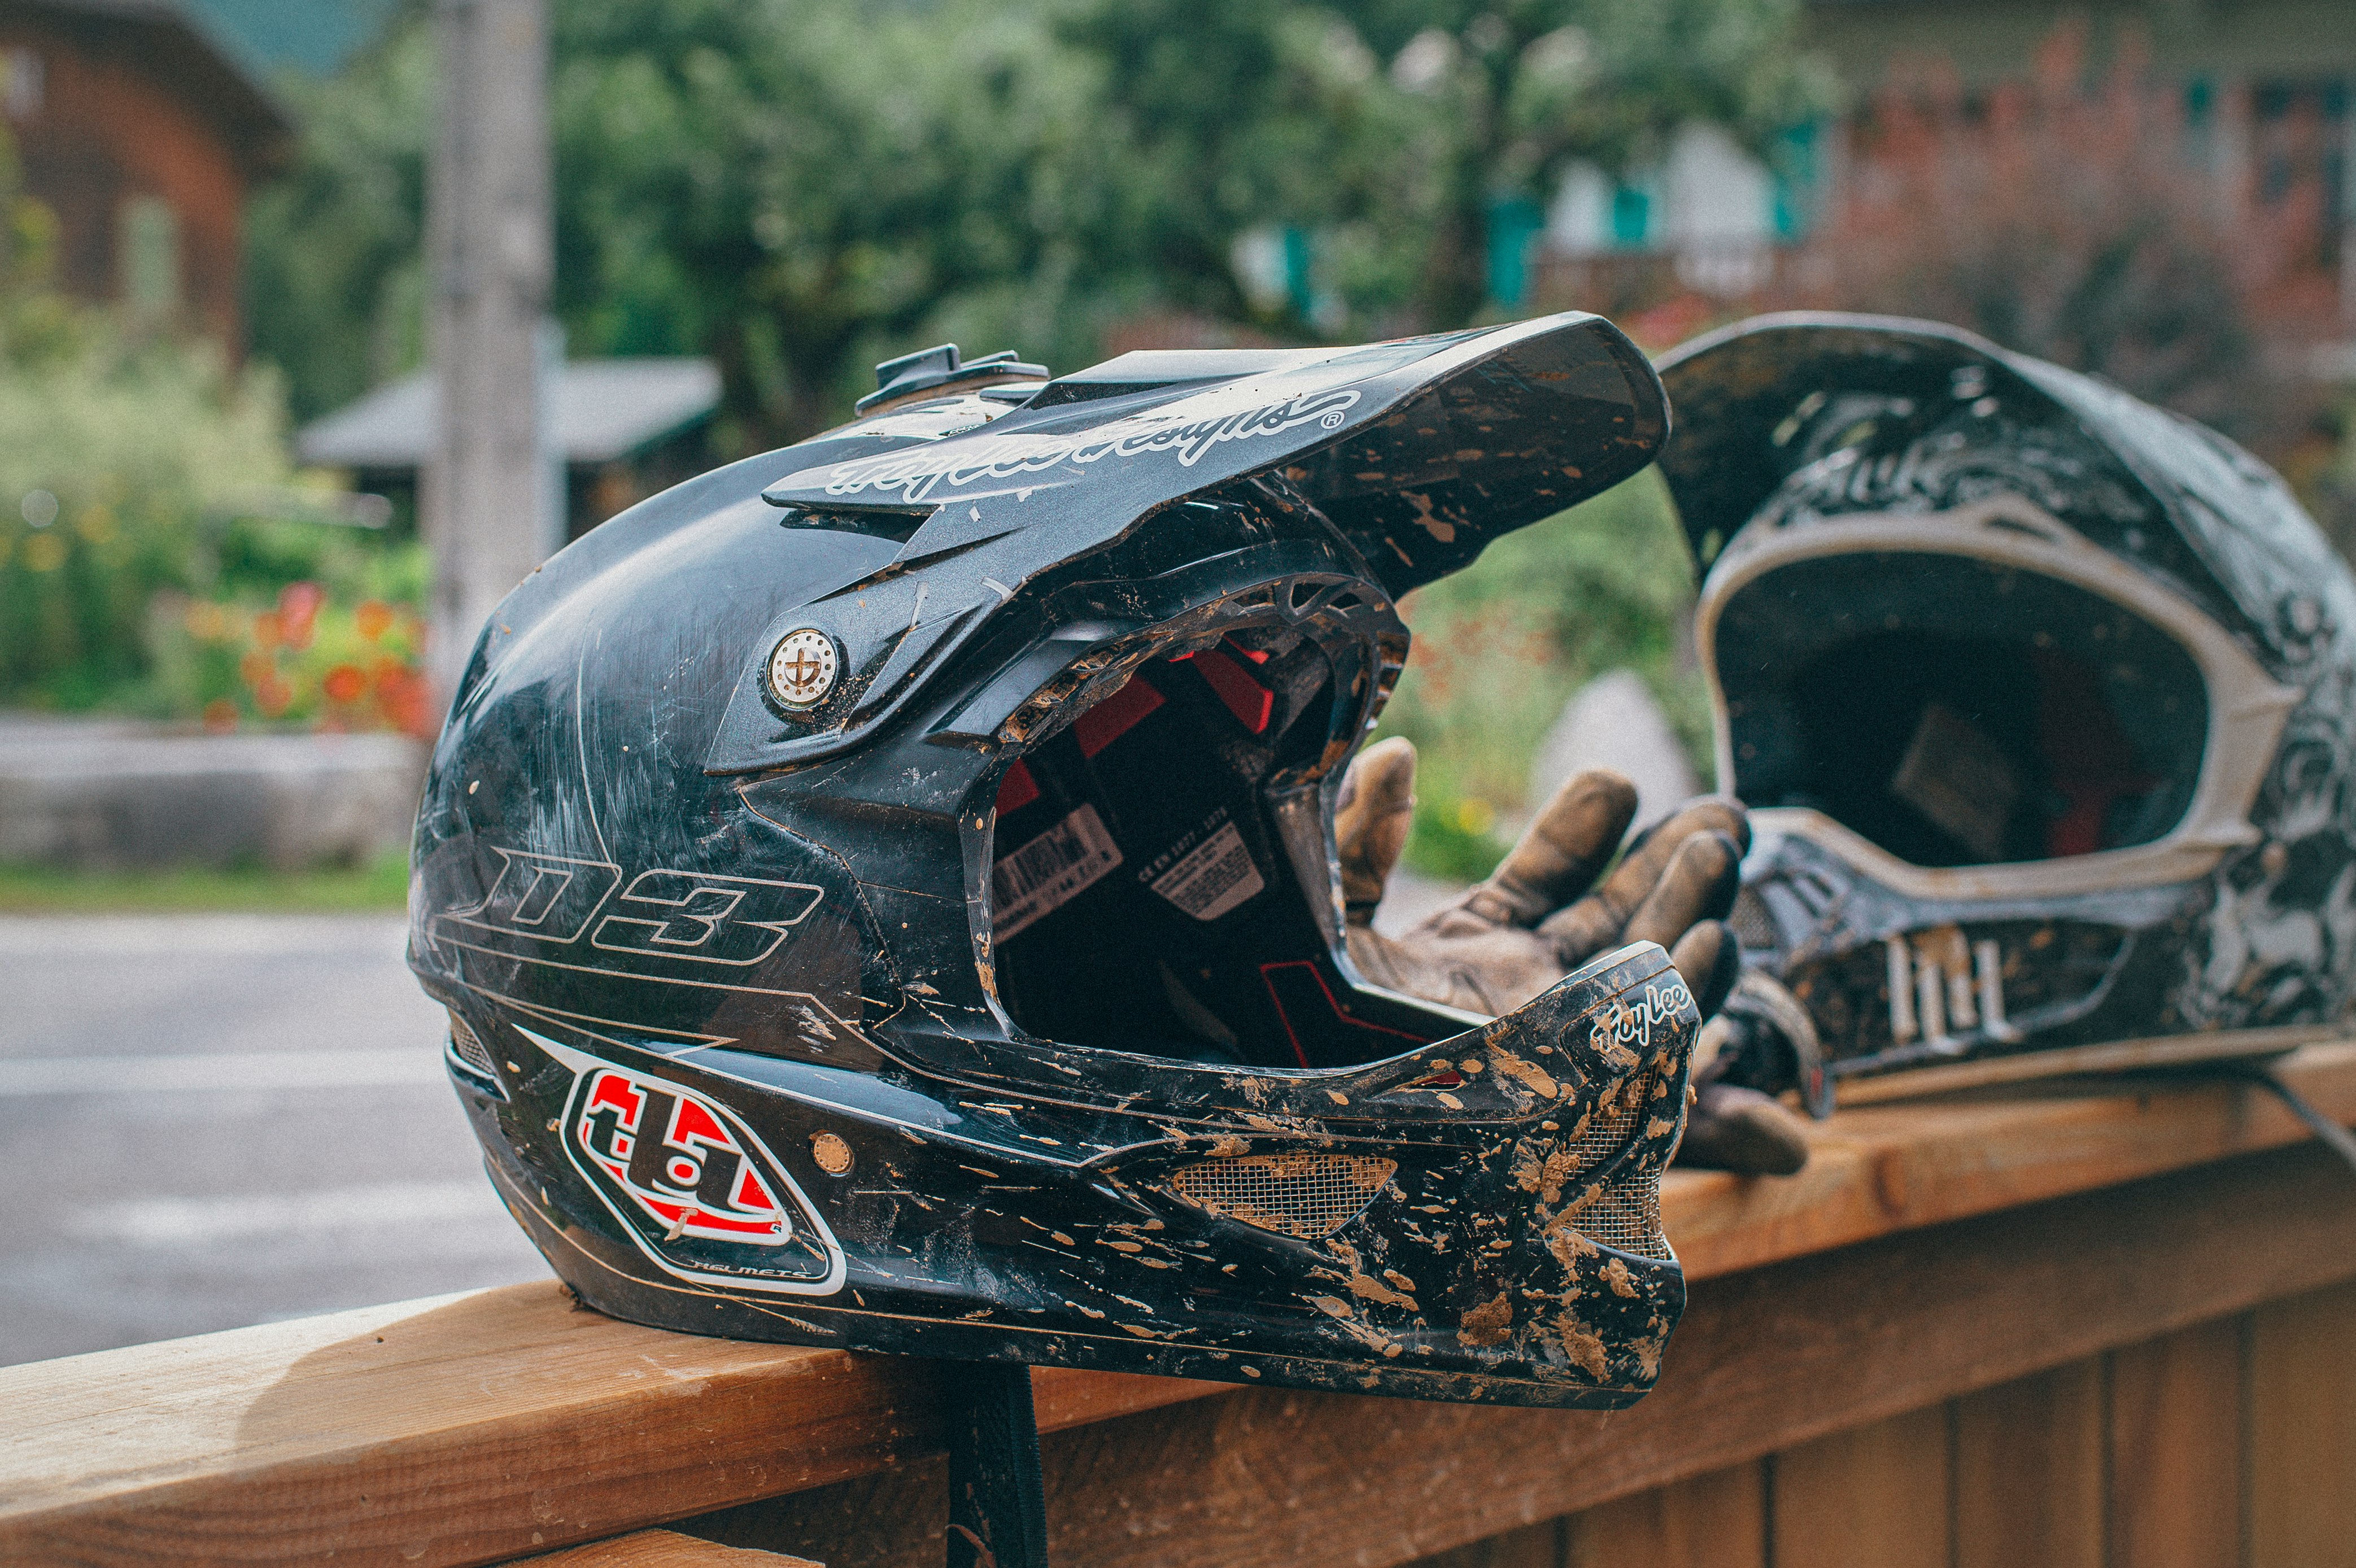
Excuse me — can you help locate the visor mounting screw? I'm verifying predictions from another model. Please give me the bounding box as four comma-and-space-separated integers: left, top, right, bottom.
811, 1131, 855, 1176
767, 628, 840, 710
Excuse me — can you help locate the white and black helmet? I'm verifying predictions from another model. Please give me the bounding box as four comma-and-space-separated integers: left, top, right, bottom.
1656, 313, 2356, 1105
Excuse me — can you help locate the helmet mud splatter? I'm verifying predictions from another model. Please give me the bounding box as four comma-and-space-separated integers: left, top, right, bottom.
410, 313, 1700, 1407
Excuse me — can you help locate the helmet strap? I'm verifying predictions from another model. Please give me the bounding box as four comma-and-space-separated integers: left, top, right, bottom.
944, 1360, 1052, 1568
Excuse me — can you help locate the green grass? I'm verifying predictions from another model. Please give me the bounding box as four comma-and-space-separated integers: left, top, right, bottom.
0, 851, 409, 914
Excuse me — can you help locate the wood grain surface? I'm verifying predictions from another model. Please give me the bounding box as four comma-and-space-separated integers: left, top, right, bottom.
1771, 1404, 1948, 1568
1667, 1039, 2356, 1280
3, 1045, 2350, 1568
679, 1142, 2356, 1568
1953, 1361, 2103, 1568
1562, 1461, 1762, 1568
2249, 1278, 2356, 1568
2108, 1318, 2245, 1568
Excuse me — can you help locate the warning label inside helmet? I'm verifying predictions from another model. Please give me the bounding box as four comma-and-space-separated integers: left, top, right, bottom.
992, 803, 1123, 940
1148, 818, 1265, 921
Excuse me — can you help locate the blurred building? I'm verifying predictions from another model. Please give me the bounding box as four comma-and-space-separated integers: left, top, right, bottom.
295, 358, 723, 543
1524, 0, 2356, 339
0, 0, 290, 348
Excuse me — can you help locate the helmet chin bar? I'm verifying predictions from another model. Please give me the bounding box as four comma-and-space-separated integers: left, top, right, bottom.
1698, 495, 2297, 903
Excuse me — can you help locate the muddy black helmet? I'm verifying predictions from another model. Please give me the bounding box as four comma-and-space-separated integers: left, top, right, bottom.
1657, 313, 2356, 1106
409, 313, 1705, 1408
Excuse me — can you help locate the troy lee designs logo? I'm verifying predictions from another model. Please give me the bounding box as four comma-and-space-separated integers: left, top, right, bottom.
526, 1030, 844, 1294
810, 387, 1362, 503
1594, 980, 1695, 1063
574, 1067, 792, 1245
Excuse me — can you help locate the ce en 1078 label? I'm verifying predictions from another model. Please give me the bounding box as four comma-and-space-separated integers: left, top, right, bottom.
1148, 818, 1264, 921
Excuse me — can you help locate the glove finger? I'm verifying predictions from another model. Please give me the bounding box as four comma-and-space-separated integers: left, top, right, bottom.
1461, 768, 1637, 928
1675, 1083, 1810, 1176
1335, 736, 1416, 924
1625, 829, 1744, 950
1536, 796, 1747, 960
1669, 919, 1740, 1020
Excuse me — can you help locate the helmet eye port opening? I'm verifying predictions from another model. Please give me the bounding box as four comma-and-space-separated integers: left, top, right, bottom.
1716, 552, 2210, 872
979, 601, 1454, 1075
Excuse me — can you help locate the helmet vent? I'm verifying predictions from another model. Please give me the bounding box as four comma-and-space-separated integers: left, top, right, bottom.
1166, 1151, 1397, 1239
1556, 1071, 1674, 1261
1571, 1169, 1671, 1261
447, 1011, 496, 1077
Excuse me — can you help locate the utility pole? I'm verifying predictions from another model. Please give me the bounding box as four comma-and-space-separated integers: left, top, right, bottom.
424, 0, 556, 705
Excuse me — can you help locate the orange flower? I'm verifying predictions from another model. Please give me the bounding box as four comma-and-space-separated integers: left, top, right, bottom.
376, 667, 435, 737
254, 674, 294, 718
249, 610, 283, 651
322, 663, 368, 704
201, 698, 238, 733
354, 600, 394, 641
239, 649, 276, 688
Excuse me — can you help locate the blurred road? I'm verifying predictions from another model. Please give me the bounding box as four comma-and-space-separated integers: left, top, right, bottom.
0, 915, 546, 1366
0, 871, 1467, 1368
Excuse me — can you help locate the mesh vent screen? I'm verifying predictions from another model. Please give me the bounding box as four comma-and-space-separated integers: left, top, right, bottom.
1564, 1077, 1642, 1168
1167, 1152, 1397, 1239
1560, 1071, 1674, 1260
448, 1012, 497, 1077
1573, 1168, 1672, 1260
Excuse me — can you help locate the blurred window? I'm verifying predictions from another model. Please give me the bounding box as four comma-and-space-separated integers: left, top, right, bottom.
119, 196, 180, 317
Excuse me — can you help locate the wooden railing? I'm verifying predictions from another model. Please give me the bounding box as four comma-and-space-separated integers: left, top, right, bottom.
6, 1045, 2355, 1568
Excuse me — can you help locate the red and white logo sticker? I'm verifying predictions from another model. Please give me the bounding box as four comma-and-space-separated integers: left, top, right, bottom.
574, 1067, 792, 1244
522, 1028, 846, 1296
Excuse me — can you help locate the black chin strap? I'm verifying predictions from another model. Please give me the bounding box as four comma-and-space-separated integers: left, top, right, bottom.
2211, 1060, 2356, 1176
944, 1361, 1050, 1568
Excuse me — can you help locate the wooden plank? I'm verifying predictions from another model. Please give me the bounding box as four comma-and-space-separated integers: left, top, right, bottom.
0, 1283, 941, 1568
1668, 1040, 2356, 1281
0, 1280, 1221, 1568
1563, 1461, 1762, 1568
2249, 1278, 2356, 1568
3, 1046, 2349, 1568
1832, 1024, 2336, 1106
1770, 1405, 1948, 1568
2108, 1317, 2245, 1568
681, 1142, 2356, 1568
515, 1530, 818, 1567
1397, 1519, 1560, 1568
1953, 1361, 2102, 1568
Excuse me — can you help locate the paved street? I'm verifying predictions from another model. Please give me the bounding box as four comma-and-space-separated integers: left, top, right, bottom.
0, 915, 546, 1366
0, 873, 1467, 1368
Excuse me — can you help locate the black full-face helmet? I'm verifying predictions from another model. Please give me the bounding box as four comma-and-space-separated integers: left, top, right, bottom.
408, 313, 1705, 1409
1657, 313, 2356, 1106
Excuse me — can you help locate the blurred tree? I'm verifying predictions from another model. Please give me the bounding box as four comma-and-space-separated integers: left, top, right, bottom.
242, 14, 435, 425
549, 0, 1124, 444
1330, 0, 1834, 328
245, 0, 1829, 444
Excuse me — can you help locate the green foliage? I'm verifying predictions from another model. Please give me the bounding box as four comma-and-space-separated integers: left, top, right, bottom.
1375, 470, 1705, 879
242, 16, 435, 425
0, 126, 425, 724
245, 0, 1829, 444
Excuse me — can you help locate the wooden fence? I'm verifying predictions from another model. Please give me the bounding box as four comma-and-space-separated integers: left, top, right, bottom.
5, 1045, 2354, 1567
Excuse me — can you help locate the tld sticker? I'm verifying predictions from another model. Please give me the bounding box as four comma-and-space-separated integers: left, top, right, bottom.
524, 1028, 846, 1296
576, 1068, 792, 1244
